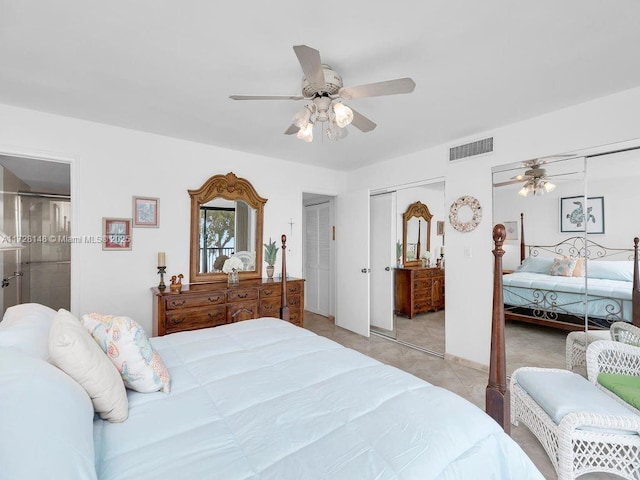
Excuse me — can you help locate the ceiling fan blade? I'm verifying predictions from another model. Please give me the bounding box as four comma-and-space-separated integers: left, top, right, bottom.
293, 45, 325, 91
229, 94, 304, 101
493, 179, 522, 187
510, 174, 529, 181
350, 108, 377, 132
284, 124, 299, 135
339, 77, 416, 100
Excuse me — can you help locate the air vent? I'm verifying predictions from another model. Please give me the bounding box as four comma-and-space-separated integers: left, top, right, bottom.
449, 137, 494, 161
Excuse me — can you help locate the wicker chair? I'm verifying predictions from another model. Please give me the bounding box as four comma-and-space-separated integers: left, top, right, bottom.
511, 363, 640, 480
566, 322, 640, 371
586, 340, 640, 415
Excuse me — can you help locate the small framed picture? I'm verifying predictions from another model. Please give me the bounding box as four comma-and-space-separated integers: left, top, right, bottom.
503, 221, 519, 241
560, 196, 605, 234
133, 196, 159, 228
103, 218, 132, 250
436, 220, 445, 236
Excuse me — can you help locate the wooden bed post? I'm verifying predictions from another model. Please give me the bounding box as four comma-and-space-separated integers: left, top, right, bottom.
519, 212, 525, 264
486, 224, 510, 434
633, 237, 640, 327
280, 234, 290, 322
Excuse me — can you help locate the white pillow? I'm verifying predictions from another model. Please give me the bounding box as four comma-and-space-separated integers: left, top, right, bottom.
82, 313, 171, 393
0, 303, 57, 359
0, 347, 98, 480
49, 309, 128, 422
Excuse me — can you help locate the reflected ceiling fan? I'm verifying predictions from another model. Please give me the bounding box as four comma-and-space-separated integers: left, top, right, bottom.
229, 45, 416, 143
493, 156, 576, 197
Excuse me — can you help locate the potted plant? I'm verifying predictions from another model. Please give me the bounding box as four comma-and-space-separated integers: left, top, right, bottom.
264, 238, 278, 278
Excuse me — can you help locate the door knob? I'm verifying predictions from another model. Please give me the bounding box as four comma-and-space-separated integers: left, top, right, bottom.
384, 266, 391, 271
361, 268, 370, 273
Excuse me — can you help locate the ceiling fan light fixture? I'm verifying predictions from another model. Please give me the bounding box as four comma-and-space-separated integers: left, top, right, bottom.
544, 181, 556, 193
333, 102, 354, 128
296, 120, 314, 143
518, 184, 532, 197
292, 106, 313, 128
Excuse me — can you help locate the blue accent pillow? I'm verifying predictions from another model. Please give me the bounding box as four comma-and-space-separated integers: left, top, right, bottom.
516, 256, 555, 274
587, 261, 635, 282
0, 348, 97, 479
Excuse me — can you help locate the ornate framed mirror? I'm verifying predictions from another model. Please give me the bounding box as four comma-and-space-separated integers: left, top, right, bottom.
189, 172, 267, 283
402, 201, 433, 267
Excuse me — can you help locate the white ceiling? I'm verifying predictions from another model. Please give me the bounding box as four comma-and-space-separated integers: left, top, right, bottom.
1, 1, 640, 171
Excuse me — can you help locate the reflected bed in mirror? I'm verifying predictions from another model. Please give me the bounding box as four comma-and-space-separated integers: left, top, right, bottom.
189, 172, 266, 283
503, 214, 640, 331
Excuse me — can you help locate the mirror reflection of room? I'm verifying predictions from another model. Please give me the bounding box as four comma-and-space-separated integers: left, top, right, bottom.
493, 150, 640, 376
493, 156, 586, 375
372, 181, 446, 355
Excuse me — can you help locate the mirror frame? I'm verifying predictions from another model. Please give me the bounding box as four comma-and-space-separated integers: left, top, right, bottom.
189, 172, 267, 283
402, 201, 433, 267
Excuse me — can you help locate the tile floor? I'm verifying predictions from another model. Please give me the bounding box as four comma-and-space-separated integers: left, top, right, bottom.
304, 312, 619, 480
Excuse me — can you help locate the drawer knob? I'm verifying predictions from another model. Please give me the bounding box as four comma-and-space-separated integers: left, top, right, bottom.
171, 300, 186, 307
208, 296, 221, 302
237, 293, 248, 299
208, 312, 222, 319
169, 317, 185, 325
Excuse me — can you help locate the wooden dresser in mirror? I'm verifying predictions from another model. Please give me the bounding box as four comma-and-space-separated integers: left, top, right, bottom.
396, 201, 444, 318
395, 267, 444, 318
153, 173, 304, 335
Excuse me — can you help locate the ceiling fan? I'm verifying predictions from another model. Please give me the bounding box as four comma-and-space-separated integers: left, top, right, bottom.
493, 156, 577, 196
229, 45, 416, 142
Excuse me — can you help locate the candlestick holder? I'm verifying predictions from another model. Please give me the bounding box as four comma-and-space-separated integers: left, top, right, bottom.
157, 266, 167, 291
439, 253, 445, 269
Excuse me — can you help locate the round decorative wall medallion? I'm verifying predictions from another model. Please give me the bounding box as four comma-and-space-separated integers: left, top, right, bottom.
449, 196, 482, 233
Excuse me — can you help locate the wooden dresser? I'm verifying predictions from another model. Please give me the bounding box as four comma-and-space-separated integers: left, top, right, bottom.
394, 267, 445, 318
152, 278, 304, 336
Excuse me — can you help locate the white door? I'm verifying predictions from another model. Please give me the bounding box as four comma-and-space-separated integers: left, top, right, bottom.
304, 202, 331, 316
336, 189, 370, 336
370, 192, 395, 331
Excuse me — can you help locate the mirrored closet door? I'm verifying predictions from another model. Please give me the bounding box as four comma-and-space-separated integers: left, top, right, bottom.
370, 180, 446, 355
492, 156, 587, 374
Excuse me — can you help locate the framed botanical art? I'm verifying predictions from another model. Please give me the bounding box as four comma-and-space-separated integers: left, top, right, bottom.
133, 196, 159, 228
103, 218, 132, 250
503, 221, 519, 241
560, 196, 605, 234
436, 220, 445, 236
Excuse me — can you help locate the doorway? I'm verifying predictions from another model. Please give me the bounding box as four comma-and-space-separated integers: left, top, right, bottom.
0, 155, 71, 314
303, 193, 335, 319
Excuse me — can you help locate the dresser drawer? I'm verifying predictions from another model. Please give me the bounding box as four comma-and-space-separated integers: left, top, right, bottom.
259, 298, 280, 317
259, 285, 281, 298
164, 306, 227, 334
413, 279, 433, 291
288, 310, 302, 325
165, 292, 225, 310
285, 282, 302, 295
227, 301, 259, 323
227, 288, 258, 302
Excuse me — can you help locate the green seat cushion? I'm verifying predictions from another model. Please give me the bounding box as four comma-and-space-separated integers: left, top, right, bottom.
597, 373, 640, 410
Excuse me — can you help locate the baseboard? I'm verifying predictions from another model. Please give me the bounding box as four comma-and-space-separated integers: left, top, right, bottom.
444, 353, 489, 373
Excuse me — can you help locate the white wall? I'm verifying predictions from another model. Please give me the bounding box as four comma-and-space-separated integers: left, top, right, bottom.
2, 85, 640, 366
0, 104, 345, 334
347, 85, 640, 367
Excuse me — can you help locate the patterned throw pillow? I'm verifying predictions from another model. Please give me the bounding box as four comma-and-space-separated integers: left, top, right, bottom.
572, 257, 585, 277
548, 257, 577, 277
82, 313, 170, 393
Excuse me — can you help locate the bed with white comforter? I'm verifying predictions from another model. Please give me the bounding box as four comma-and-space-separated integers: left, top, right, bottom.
93, 318, 541, 479
1, 304, 542, 479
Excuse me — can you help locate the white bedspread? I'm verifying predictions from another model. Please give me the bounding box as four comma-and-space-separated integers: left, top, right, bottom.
93, 318, 542, 479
